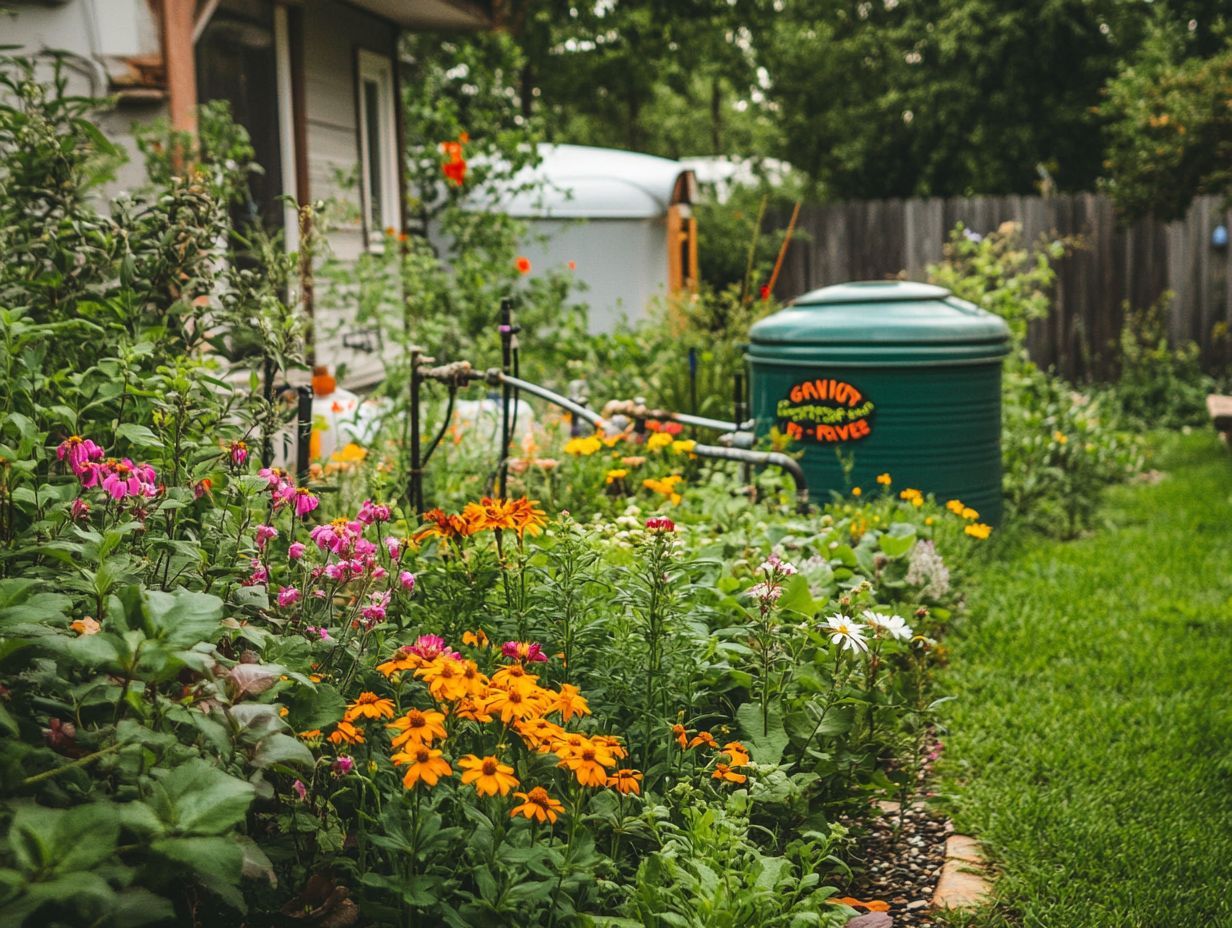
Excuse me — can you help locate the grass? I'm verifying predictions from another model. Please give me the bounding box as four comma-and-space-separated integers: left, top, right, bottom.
936, 432, 1232, 927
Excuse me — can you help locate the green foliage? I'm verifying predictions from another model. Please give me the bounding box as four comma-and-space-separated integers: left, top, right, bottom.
1100, 14, 1232, 220
1108, 294, 1214, 428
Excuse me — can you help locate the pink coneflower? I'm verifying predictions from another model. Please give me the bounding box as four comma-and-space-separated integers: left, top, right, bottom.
358, 499, 391, 524
310, 523, 344, 553
408, 634, 455, 661
258, 466, 289, 490
288, 541, 307, 560
69, 498, 90, 521
255, 524, 278, 550
645, 516, 675, 533
57, 436, 104, 475
277, 586, 301, 608
398, 570, 416, 593
501, 640, 548, 663
229, 440, 249, 466
291, 486, 319, 517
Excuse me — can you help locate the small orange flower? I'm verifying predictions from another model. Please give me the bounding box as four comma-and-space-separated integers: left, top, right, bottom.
487, 687, 549, 723
722, 741, 751, 767
70, 617, 101, 636
458, 754, 519, 796
607, 768, 643, 795
554, 684, 591, 721
328, 721, 365, 746
687, 731, 717, 750
462, 629, 490, 648
515, 717, 565, 751
344, 692, 395, 722
515, 256, 532, 274
558, 739, 616, 787
387, 708, 448, 748
415, 656, 471, 702
672, 724, 688, 748
510, 787, 564, 824
392, 744, 452, 789
712, 762, 747, 784
829, 898, 891, 913
451, 695, 495, 723
490, 663, 540, 694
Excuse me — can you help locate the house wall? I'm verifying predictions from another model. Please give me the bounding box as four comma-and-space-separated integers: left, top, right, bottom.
300, 1, 401, 388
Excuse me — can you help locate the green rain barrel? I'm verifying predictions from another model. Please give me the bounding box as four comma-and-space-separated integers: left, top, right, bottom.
747, 281, 1011, 523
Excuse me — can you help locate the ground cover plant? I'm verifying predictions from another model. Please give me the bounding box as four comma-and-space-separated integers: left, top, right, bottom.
0, 57, 997, 927
935, 432, 1232, 927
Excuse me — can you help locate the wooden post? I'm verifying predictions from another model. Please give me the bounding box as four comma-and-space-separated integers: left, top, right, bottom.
161, 0, 198, 138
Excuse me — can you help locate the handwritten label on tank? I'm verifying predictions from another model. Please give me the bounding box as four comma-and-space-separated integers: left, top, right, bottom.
777, 377, 874, 443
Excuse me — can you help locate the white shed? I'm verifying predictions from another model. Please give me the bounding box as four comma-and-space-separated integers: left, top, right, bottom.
476, 144, 699, 332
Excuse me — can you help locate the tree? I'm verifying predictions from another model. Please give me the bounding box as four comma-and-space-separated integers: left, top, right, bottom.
1100, 14, 1232, 220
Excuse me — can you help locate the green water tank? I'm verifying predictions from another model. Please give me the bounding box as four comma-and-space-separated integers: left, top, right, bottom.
747, 280, 1011, 523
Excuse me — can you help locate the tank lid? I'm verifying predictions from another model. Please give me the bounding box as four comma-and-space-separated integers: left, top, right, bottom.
748, 279, 1010, 358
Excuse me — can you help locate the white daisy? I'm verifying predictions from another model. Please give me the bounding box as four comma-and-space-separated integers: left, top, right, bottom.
822, 614, 869, 654
862, 610, 913, 642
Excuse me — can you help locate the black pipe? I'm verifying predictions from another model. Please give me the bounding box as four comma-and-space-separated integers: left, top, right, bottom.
498, 298, 514, 498
408, 348, 422, 514
733, 372, 751, 486
295, 386, 312, 483
261, 357, 275, 468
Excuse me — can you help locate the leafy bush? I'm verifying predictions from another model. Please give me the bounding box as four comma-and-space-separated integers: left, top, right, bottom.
1110, 294, 1214, 428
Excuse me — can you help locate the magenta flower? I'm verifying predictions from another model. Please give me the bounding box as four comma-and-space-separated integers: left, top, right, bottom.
323, 563, 348, 582
360, 590, 390, 626
69, 498, 90, 521
277, 586, 301, 608
371, 566, 387, 580
358, 499, 391, 524
256, 524, 278, 550
645, 516, 676, 533
229, 440, 249, 466
101, 459, 158, 500
385, 537, 401, 559
501, 640, 548, 663
331, 756, 355, 776
352, 538, 376, 558
288, 541, 307, 560
242, 559, 269, 588
258, 466, 289, 489
292, 487, 319, 517
398, 570, 416, 593
57, 436, 104, 475
292, 779, 307, 801
306, 625, 331, 641
408, 634, 453, 660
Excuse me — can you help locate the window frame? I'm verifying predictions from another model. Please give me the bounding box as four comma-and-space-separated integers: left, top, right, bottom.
355, 48, 401, 251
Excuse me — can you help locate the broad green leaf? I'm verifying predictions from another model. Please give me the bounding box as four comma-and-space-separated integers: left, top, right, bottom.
156, 759, 255, 835
736, 701, 790, 765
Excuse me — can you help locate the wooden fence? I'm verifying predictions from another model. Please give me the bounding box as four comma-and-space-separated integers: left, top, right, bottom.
767, 194, 1232, 380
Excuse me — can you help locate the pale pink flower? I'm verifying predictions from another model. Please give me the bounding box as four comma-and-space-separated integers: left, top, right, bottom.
255, 524, 278, 550
288, 542, 307, 560
398, 570, 416, 593
277, 586, 301, 608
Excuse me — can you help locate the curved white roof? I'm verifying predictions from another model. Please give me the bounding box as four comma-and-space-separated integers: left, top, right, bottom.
485, 144, 695, 220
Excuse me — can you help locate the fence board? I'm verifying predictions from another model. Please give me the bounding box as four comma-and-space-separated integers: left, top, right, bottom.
768, 193, 1232, 379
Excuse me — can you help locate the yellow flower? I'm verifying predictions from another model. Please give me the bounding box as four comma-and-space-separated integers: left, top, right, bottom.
343, 692, 396, 722
327, 721, 365, 746
946, 499, 965, 515
329, 442, 368, 464
851, 487, 862, 497
646, 432, 673, 452
558, 740, 617, 787
604, 468, 628, 485
462, 629, 489, 648
510, 787, 564, 824
876, 473, 892, 486
458, 754, 519, 796
564, 434, 603, 456
1054, 430, 1068, 444
554, 683, 591, 722
965, 522, 992, 540
644, 474, 684, 505
392, 745, 452, 789
486, 687, 549, 723
960, 506, 979, 521
899, 488, 922, 503
671, 439, 697, 456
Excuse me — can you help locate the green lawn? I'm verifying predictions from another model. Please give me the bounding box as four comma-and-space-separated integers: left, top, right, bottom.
938, 432, 1232, 927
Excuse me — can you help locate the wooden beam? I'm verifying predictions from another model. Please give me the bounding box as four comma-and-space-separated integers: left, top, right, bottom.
161, 0, 197, 137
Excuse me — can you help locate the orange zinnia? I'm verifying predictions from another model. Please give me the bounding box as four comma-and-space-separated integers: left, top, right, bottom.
559, 740, 616, 787
376, 650, 422, 677
607, 768, 643, 795
487, 687, 548, 723
508, 497, 547, 537
344, 692, 395, 722
490, 663, 540, 694
516, 717, 565, 751
327, 721, 365, 746
458, 754, 519, 796
415, 656, 471, 702
722, 741, 751, 767
414, 508, 472, 544
387, 707, 447, 748
554, 684, 591, 721
687, 731, 717, 750
451, 695, 495, 723
712, 762, 747, 784
510, 787, 564, 824
392, 744, 452, 789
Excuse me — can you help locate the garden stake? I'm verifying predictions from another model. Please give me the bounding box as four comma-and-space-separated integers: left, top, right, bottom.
409, 347, 423, 514
295, 385, 312, 483
734, 372, 751, 488
498, 298, 515, 498
261, 356, 275, 467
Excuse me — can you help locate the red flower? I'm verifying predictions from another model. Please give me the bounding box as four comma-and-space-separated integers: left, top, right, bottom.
516, 256, 532, 274
567, 260, 576, 271
440, 136, 468, 186
760, 285, 771, 301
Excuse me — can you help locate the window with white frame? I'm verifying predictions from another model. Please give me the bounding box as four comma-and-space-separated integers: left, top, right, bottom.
356, 49, 400, 249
